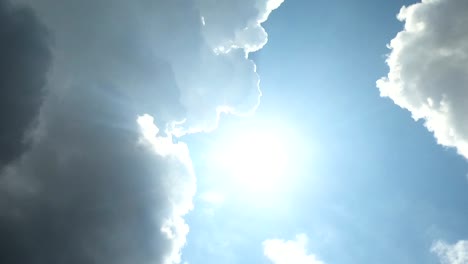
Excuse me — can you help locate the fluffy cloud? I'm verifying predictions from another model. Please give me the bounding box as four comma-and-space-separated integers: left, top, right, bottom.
377, 0, 468, 158
197, 0, 284, 53
432, 240, 468, 264
0, 0, 283, 263
263, 234, 325, 264
12, 0, 282, 134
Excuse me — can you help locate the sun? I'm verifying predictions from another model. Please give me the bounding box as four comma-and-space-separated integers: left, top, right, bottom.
215, 129, 289, 192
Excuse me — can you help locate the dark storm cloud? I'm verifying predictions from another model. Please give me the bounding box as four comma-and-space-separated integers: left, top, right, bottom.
0, 84, 195, 264
0, 1, 194, 263
0, 0, 50, 166
0, 0, 283, 263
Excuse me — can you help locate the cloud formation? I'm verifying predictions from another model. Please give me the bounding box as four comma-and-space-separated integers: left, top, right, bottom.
197, 0, 284, 54
0, 0, 283, 263
432, 240, 468, 264
0, 0, 50, 166
377, 0, 468, 158
263, 234, 325, 264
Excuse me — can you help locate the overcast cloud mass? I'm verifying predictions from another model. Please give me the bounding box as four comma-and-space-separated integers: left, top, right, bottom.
0, 0, 282, 263
0, 0, 50, 166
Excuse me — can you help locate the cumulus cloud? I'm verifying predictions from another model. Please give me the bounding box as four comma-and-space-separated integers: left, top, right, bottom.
0, 0, 283, 263
197, 0, 284, 54
263, 234, 325, 264
12, 0, 283, 134
432, 240, 468, 264
377, 0, 468, 158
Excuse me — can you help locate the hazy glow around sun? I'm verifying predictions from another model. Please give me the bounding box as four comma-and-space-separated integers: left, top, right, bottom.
216, 129, 289, 191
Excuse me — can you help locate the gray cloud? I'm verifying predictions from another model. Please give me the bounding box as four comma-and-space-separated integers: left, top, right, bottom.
0, 0, 50, 166
0, 0, 283, 263
377, 0, 468, 158
13, 0, 280, 134
0, 84, 196, 264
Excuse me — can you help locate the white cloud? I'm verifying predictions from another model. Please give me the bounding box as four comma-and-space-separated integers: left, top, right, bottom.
197, 0, 284, 54
432, 240, 468, 264
377, 0, 468, 158
263, 234, 325, 264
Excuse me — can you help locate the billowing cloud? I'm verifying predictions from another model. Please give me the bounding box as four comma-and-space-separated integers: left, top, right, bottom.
0, 84, 196, 264
377, 0, 468, 158
432, 240, 468, 264
0, 0, 283, 263
263, 234, 325, 264
197, 0, 284, 54
12, 0, 282, 134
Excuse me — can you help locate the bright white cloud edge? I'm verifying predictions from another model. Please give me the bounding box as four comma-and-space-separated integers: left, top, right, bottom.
263, 234, 325, 264
377, 0, 468, 159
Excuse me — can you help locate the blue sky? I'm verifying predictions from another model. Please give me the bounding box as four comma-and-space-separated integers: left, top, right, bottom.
2, 1, 468, 263
183, 0, 468, 263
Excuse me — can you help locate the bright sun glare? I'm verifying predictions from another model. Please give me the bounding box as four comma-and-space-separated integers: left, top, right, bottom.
217, 130, 289, 191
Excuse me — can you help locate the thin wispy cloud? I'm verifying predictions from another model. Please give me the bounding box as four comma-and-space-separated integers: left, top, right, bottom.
432, 240, 468, 264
